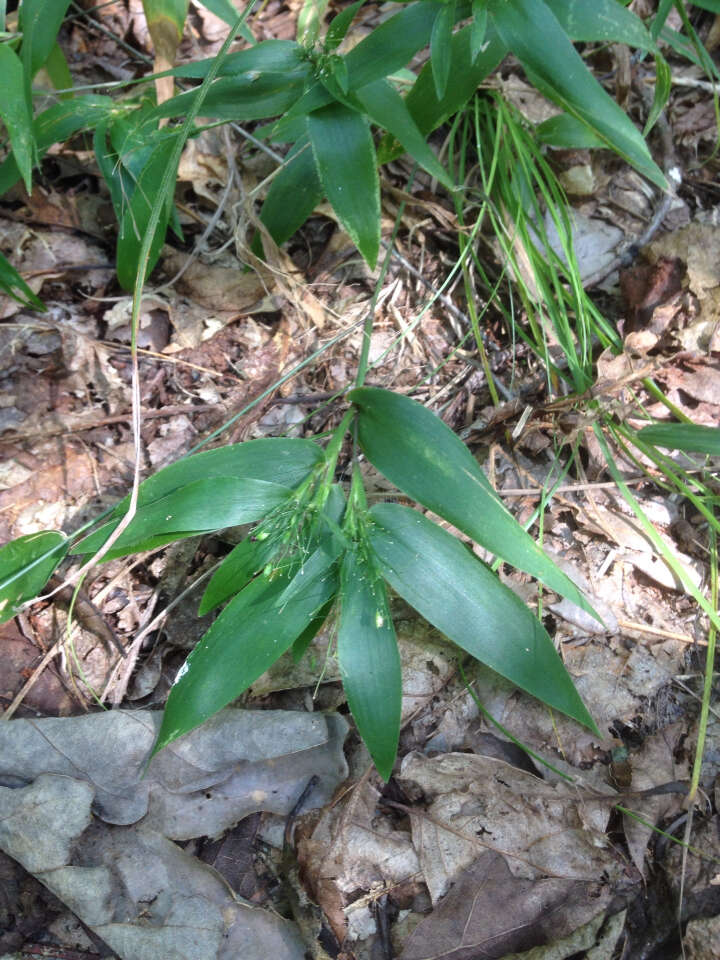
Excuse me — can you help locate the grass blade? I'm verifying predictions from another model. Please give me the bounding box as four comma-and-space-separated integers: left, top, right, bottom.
350, 387, 598, 616
369, 504, 598, 733
73, 477, 292, 559
0, 44, 34, 191
0, 532, 68, 623
338, 545, 401, 780
637, 423, 720, 456
308, 102, 380, 267
154, 558, 338, 752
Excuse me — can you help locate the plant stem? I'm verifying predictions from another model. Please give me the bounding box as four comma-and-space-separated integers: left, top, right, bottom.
354, 169, 415, 389
687, 524, 717, 808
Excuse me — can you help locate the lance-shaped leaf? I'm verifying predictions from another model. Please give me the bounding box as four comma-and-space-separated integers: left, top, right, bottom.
369, 504, 598, 733
350, 387, 597, 617
115, 132, 180, 290
544, 0, 655, 50
0, 251, 45, 311
637, 423, 720, 456
403, 23, 506, 138
0, 532, 68, 624
259, 136, 324, 247
308, 103, 380, 268
198, 536, 277, 616
19, 0, 72, 87
487, 0, 666, 189
325, 0, 366, 51
200, 483, 345, 616
0, 45, 35, 192
355, 79, 454, 190
154, 556, 339, 752
73, 477, 292, 559
430, 0, 455, 100
338, 545, 401, 780
109, 438, 324, 518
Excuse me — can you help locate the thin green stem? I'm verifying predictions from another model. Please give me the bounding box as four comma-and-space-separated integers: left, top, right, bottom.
687, 524, 718, 807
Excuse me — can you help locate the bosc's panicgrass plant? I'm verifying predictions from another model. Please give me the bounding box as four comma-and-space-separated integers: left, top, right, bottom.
0, 0, 716, 778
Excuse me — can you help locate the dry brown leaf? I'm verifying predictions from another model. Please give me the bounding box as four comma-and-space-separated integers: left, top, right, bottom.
398, 752, 623, 904
398, 852, 609, 960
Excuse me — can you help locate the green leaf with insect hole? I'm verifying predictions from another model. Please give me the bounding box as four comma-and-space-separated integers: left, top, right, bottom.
308, 102, 380, 268
350, 387, 598, 618
153, 554, 339, 753
338, 544, 401, 780
369, 504, 598, 734
637, 423, 720, 456
72, 477, 293, 560
0, 532, 68, 624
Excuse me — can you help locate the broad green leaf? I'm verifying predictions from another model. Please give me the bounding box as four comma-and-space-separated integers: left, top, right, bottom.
151, 68, 310, 122
470, 0, 488, 61
0, 44, 35, 192
259, 136, 324, 246
350, 387, 597, 617
115, 131, 179, 290
325, 0, 366, 51
637, 423, 720, 456
308, 102, 380, 267
487, 0, 666, 189
111, 437, 324, 518
355, 79, 455, 189
153, 555, 338, 752
0, 531, 68, 623
198, 536, 277, 616
73, 477, 292, 559
369, 504, 598, 733
536, 113, 606, 149
0, 250, 45, 310
338, 545, 401, 780
543, 0, 655, 50
644, 53, 671, 136
403, 23, 506, 137
291, 599, 334, 662
171, 40, 302, 78
19, 0, 72, 87
344, 0, 442, 90
430, 0, 455, 100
